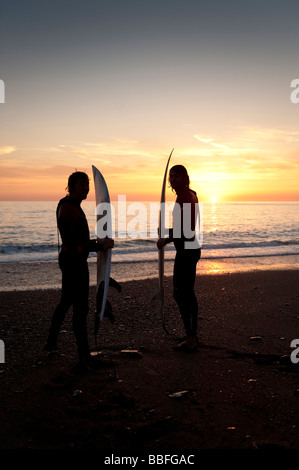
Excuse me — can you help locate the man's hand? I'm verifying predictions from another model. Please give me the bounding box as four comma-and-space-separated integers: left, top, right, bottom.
157, 238, 166, 250
98, 237, 114, 251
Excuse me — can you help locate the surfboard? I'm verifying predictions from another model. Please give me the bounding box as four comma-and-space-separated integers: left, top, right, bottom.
158, 149, 174, 323
92, 165, 120, 336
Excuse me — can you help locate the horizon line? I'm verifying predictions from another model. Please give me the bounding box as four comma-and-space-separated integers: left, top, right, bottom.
1, 198, 299, 203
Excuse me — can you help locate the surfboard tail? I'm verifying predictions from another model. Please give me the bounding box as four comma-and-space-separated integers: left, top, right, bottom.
109, 277, 122, 292
94, 314, 101, 336
94, 278, 121, 336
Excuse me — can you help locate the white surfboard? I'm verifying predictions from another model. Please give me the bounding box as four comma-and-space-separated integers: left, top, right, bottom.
92, 165, 120, 335
158, 149, 174, 320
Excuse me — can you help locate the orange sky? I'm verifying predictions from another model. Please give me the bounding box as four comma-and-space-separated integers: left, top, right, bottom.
1, 1, 299, 202
1, 124, 299, 202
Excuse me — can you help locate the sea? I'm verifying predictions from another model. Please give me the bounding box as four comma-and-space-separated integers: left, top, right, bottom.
1, 200, 299, 276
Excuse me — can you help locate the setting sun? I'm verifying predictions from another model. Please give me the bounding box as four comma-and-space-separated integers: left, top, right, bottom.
210, 196, 218, 204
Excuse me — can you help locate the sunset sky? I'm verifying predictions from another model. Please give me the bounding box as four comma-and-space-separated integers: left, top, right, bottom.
1, 0, 299, 202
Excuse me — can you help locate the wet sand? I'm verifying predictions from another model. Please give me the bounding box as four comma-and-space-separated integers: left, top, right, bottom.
1, 253, 299, 291
0, 268, 299, 452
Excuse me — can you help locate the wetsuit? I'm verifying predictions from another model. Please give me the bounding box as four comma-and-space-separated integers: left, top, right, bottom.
46, 196, 100, 361
165, 188, 201, 337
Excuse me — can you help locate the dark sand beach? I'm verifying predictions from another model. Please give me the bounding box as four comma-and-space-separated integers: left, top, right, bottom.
1, 266, 299, 452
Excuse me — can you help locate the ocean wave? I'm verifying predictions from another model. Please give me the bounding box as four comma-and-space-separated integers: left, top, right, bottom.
0, 244, 58, 255
1, 238, 299, 263
202, 239, 299, 250
1, 238, 299, 254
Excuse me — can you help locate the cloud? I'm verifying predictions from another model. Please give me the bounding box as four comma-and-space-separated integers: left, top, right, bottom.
238, 126, 299, 143
193, 125, 299, 162
53, 140, 169, 175
193, 134, 229, 151
0, 146, 16, 156
211, 142, 228, 149
193, 135, 213, 143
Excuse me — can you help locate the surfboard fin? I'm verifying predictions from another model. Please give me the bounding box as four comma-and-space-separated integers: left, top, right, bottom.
94, 303, 115, 335
94, 278, 121, 335
94, 314, 101, 337
109, 277, 122, 293
103, 299, 115, 324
